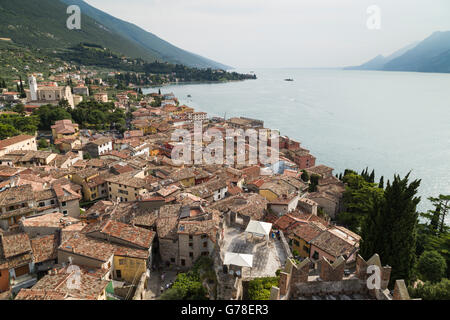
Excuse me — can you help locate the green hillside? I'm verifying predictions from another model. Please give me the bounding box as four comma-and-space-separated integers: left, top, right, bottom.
0, 0, 161, 62
61, 0, 230, 69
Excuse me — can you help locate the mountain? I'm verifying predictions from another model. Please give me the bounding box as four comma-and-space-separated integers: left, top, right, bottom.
383, 31, 450, 72
61, 0, 230, 69
345, 42, 419, 71
0, 0, 229, 69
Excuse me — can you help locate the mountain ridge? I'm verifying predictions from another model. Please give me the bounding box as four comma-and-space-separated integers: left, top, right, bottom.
345, 31, 450, 73
61, 0, 230, 69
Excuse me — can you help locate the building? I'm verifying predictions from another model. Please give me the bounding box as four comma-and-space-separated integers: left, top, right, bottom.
93, 92, 108, 103
51, 119, 79, 141
0, 135, 37, 157
84, 138, 113, 158
0, 232, 36, 294
25, 76, 75, 108
271, 254, 411, 301
73, 86, 89, 96
105, 171, 149, 203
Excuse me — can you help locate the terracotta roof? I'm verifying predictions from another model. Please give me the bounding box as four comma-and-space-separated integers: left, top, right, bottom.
31, 234, 58, 263
1, 232, 32, 258
0, 135, 35, 150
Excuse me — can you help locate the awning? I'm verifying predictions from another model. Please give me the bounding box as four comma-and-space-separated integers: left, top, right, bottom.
224, 252, 254, 268
245, 220, 272, 237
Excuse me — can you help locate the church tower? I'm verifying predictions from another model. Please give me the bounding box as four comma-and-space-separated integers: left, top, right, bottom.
28, 75, 38, 101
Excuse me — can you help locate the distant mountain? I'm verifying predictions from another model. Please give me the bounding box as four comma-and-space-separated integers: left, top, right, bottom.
345, 31, 450, 73
0, 0, 229, 69
61, 0, 230, 69
345, 42, 419, 71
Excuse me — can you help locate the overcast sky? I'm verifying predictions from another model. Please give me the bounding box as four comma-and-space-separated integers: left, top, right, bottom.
84, 0, 450, 68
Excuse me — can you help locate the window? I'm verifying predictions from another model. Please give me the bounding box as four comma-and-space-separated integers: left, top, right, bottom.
170, 258, 175, 263
62, 202, 67, 207
119, 259, 126, 266
312, 251, 319, 260
116, 270, 122, 278
303, 245, 310, 253
63, 210, 68, 215
50, 200, 55, 205
181, 259, 185, 266
189, 252, 194, 258
189, 235, 193, 241
203, 242, 208, 248
39, 202, 45, 207
293, 240, 300, 246
201, 252, 209, 257
189, 243, 193, 248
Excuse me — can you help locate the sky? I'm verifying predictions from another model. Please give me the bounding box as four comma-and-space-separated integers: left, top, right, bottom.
84, 0, 450, 68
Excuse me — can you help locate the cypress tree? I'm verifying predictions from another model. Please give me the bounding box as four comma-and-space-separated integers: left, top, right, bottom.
369, 169, 375, 183
379, 176, 384, 189
361, 173, 421, 287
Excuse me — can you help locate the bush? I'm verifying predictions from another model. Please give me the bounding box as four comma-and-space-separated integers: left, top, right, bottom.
247, 277, 279, 300
38, 138, 49, 149
409, 278, 450, 300
417, 251, 447, 283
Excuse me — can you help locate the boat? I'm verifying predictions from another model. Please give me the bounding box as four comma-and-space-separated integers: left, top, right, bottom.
187, 94, 192, 97
284, 78, 294, 82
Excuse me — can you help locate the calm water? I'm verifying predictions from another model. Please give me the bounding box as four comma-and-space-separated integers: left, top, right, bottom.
144, 68, 450, 216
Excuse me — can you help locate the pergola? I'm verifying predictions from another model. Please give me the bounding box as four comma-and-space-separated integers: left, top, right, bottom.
245, 220, 273, 243
224, 252, 254, 269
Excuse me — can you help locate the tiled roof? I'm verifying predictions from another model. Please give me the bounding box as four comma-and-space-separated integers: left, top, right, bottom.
83, 220, 155, 249
1, 232, 32, 258
0, 135, 35, 150
31, 234, 58, 263
310, 230, 355, 259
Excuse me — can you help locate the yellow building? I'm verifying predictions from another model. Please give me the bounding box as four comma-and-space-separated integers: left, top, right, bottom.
290, 223, 327, 259
51, 119, 79, 141
113, 255, 147, 284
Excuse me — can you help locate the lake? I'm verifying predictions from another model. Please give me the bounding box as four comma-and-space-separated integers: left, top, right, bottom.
144, 68, 450, 216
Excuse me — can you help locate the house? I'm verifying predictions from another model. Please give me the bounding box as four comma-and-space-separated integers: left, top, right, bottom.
0, 232, 36, 294
0, 135, 37, 157
84, 138, 113, 158
82, 220, 155, 283
169, 167, 196, 188
93, 92, 108, 103
0, 185, 35, 230
268, 193, 300, 216
105, 171, 149, 203
309, 229, 358, 265
15, 267, 109, 300
73, 86, 89, 96
289, 222, 327, 258
185, 178, 228, 202
51, 119, 79, 141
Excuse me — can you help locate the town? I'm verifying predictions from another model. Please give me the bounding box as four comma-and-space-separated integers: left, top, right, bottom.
0, 65, 428, 301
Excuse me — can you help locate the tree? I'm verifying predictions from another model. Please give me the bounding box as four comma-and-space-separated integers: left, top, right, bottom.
0, 123, 19, 139
360, 173, 421, 287
379, 176, 384, 189
38, 138, 49, 150
409, 278, 450, 300
308, 174, 320, 192
422, 195, 450, 236
337, 171, 384, 233
12, 103, 25, 114
417, 251, 447, 283
301, 170, 309, 182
